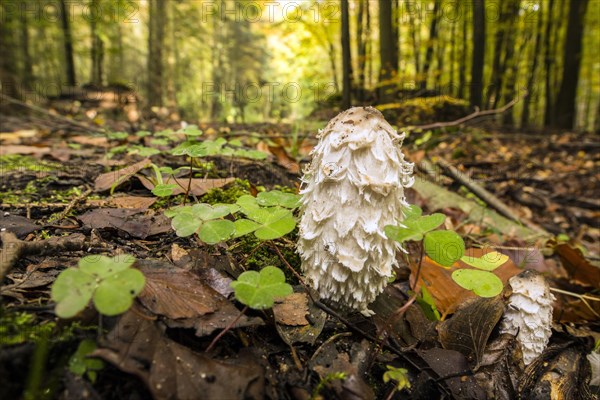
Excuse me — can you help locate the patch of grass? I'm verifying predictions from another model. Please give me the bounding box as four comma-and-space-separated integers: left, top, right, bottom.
0, 155, 60, 173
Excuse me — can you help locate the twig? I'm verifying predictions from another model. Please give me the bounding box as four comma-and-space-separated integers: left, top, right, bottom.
406, 94, 525, 132
205, 305, 248, 353
55, 188, 92, 222
550, 287, 600, 319
434, 157, 546, 235
0, 232, 101, 281
0, 93, 105, 133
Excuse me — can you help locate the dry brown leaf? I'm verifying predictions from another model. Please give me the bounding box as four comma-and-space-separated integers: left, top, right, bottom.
110, 196, 157, 209
71, 135, 109, 147
78, 208, 171, 239
137, 261, 262, 336
94, 305, 265, 400
438, 296, 505, 367
0, 145, 50, 156
412, 247, 521, 315
273, 293, 309, 326
94, 158, 151, 192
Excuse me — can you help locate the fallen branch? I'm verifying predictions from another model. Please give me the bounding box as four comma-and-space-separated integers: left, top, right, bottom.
0, 231, 103, 281
0, 93, 104, 133
433, 157, 547, 234
406, 94, 525, 132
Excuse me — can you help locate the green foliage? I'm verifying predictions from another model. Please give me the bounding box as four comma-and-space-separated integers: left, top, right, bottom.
423, 230, 465, 267
68, 339, 104, 383
166, 190, 300, 243
383, 365, 411, 392
230, 266, 293, 309
415, 286, 441, 321
311, 371, 347, 400
0, 312, 56, 346
451, 269, 504, 297
51, 255, 145, 318
460, 251, 509, 271
386, 205, 506, 297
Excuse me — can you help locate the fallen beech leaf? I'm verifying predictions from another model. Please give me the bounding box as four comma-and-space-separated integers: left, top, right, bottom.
137, 175, 235, 196
273, 293, 309, 326
110, 196, 157, 210
0, 145, 50, 156
137, 261, 262, 336
94, 305, 265, 400
438, 296, 505, 368
553, 241, 600, 288
417, 347, 486, 398
78, 208, 171, 239
411, 247, 520, 315
71, 135, 109, 147
94, 158, 151, 192
0, 213, 40, 238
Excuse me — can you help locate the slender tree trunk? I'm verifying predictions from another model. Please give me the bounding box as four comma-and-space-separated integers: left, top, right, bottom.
421, 0, 440, 90
356, 0, 366, 101
365, 0, 372, 90
210, 1, 224, 119
407, 2, 421, 83
470, 0, 485, 108
458, 7, 467, 99
554, 0, 589, 129
0, 2, 21, 101
543, 0, 555, 126
486, 1, 509, 108
59, 0, 76, 87
521, 4, 544, 127
498, 0, 520, 120
378, 0, 397, 102
449, 17, 456, 96
147, 0, 166, 108
90, 0, 104, 86
19, 7, 33, 89
341, 0, 352, 109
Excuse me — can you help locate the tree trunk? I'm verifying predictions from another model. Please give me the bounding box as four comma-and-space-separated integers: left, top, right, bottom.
356, 0, 366, 101
365, 0, 372, 90
521, 4, 544, 127
341, 0, 352, 109
378, 0, 397, 102
210, 1, 224, 119
90, 0, 104, 86
408, 3, 421, 82
0, 2, 21, 101
499, 0, 521, 124
59, 0, 76, 87
543, 0, 555, 126
470, 0, 485, 108
19, 7, 33, 89
147, 0, 166, 109
449, 17, 456, 96
458, 8, 467, 99
554, 0, 589, 129
421, 0, 440, 90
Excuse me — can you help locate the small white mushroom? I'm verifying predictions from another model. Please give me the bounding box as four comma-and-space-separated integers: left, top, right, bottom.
297, 107, 414, 316
500, 270, 556, 365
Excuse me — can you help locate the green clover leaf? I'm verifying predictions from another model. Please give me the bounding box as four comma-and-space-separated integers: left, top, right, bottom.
460, 251, 509, 271
230, 266, 293, 309
451, 269, 504, 297
423, 230, 465, 267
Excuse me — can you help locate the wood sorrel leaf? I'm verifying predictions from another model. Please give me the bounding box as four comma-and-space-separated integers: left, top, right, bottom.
460, 251, 509, 271
451, 269, 504, 297
424, 230, 465, 267
230, 266, 292, 310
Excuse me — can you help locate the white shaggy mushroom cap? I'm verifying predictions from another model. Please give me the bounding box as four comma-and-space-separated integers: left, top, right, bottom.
500, 270, 556, 365
297, 106, 414, 315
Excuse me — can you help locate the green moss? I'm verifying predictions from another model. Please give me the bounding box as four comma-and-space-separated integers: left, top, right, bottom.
200, 179, 254, 204
0, 155, 60, 173
0, 311, 55, 346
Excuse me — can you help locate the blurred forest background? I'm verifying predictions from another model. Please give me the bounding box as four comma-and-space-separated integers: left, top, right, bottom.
0, 0, 598, 130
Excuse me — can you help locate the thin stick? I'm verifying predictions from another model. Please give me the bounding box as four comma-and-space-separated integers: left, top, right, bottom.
406, 94, 525, 132
0, 93, 105, 133
205, 305, 248, 353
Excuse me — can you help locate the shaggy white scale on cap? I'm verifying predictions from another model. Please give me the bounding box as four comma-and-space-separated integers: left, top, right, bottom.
500, 270, 556, 365
297, 106, 414, 315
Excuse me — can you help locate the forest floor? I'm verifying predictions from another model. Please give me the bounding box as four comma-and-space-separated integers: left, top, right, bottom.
0, 105, 599, 400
